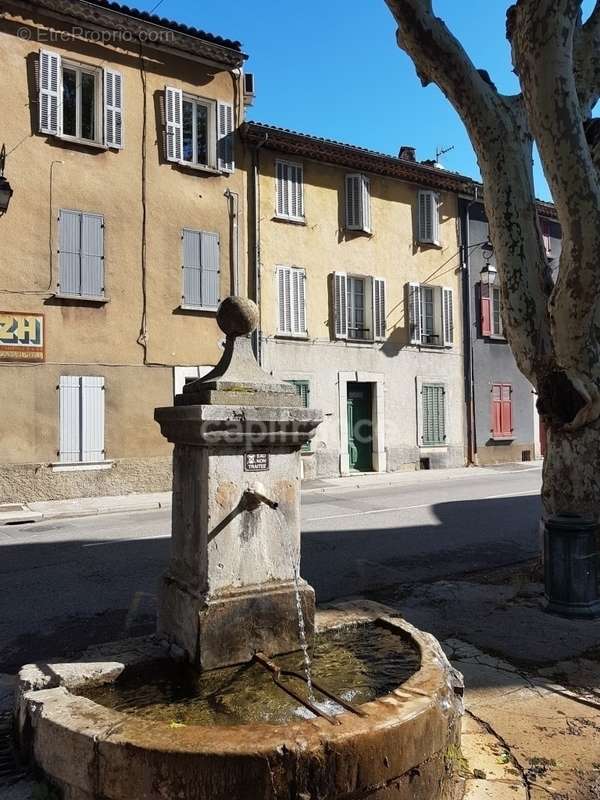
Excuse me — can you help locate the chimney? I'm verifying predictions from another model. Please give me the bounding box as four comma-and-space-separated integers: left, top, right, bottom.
398, 146, 416, 162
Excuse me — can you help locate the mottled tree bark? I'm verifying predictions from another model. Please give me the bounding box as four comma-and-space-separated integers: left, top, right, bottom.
385, 0, 600, 516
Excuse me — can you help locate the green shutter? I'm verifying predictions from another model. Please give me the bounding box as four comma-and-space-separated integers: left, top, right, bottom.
422, 384, 446, 445
287, 380, 311, 451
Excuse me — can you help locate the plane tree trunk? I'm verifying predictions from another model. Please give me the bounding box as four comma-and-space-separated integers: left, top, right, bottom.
385, 0, 600, 517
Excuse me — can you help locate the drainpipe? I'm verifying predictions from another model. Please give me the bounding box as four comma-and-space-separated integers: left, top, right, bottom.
224, 189, 239, 296
461, 188, 479, 464
251, 132, 268, 364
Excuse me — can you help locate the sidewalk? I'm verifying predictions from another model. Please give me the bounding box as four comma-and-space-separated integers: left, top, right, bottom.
0, 462, 542, 525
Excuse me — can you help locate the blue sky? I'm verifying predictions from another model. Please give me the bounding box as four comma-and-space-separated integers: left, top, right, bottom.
140, 0, 596, 201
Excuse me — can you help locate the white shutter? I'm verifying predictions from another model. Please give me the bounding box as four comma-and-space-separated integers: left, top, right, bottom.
165, 86, 183, 162
345, 174, 361, 229
104, 68, 123, 149
442, 287, 454, 347
373, 278, 386, 340
59, 376, 80, 462
81, 376, 105, 462
81, 213, 104, 297
58, 210, 81, 295
182, 229, 202, 306
217, 101, 235, 172
277, 266, 292, 334
334, 272, 348, 339
40, 50, 61, 135
276, 161, 303, 219
200, 231, 220, 309
361, 175, 371, 233
291, 268, 306, 334
418, 190, 439, 244
290, 163, 303, 218
408, 282, 422, 344
276, 161, 288, 217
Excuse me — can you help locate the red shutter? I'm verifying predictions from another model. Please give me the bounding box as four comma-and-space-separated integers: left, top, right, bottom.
500, 385, 513, 436
491, 384, 502, 436
481, 283, 491, 336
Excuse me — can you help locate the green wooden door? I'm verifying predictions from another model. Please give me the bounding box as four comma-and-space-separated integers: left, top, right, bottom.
347, 382, 373, 472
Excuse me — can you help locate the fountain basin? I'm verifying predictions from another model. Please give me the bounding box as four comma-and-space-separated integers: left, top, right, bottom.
15, 611, 463, 800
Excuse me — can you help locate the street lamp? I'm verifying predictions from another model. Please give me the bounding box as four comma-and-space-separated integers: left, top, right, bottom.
0, 145, 14, 215
479, 240, 496, 285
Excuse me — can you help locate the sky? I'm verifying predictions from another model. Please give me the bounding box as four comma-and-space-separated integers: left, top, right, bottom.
138, 0, 597, 202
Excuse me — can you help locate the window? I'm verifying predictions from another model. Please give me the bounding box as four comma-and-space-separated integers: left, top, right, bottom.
408, 283, 454, 347
276, 160, 304, 220
480, 283, 504, 337
287, 380, 311, 452
39, 51, 123, 148
59, 376, 105, 463
333, 272, 386, 341
422, 384, 446, 446
58, 210, 104, 298
165, 87, 234, 171
277, 266, 306, 336
345, 174, 371, 232
182, 229, 220, 310
491, 383, 513, 438
541, 218, 552, 256
417, 190, 440, 245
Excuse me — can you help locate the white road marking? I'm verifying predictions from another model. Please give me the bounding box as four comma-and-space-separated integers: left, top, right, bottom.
303, 490, 539, 523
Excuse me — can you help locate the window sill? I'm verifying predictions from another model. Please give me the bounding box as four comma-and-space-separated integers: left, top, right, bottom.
417, 240, 442, 249
172, 161, 223, 176
179, 304, 218, 313
410, 343, 452, 352
53, 293, 109, 304
419, 443, 447, 449
52, 134, 108, 151
275, 333, 309, 341
51, 460, 113, 472
485, 334, 508, 342
490, 435, 515, 442
272, 215, 307, 226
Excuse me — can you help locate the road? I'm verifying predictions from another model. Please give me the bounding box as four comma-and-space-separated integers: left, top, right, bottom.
0, 465, 542, 673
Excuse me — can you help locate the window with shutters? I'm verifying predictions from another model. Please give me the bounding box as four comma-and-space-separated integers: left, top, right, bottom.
58, 210, 104, 299
164, 87, 233, 172
277, 266, 306, 336
58, 376, 105, 463
181, 229, 220, 310
332, 273, 386, 342
276, 160, 304, 221
491, 383, 513, 439
287, 380, 312, 452
345, 174, 371, 233
417, 190, 441, 245
421, 383, 446, 446
407, 283, 453, 347
480, 283, 504, 338
39, 51, 123, 148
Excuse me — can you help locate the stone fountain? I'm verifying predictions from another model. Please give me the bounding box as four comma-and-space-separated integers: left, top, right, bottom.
14, 298, 464, 800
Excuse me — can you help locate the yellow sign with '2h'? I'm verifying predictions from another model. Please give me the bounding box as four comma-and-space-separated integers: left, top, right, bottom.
0, 312, 45, 361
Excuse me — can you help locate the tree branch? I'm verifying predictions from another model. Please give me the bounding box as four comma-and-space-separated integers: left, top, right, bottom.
385, 0, 554, 385
512, 0, 600, 427
574, 0, 600, 117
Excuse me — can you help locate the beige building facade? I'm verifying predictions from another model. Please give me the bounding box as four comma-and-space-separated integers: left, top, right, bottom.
243, 124, 475, 478
0, 0, 249, 501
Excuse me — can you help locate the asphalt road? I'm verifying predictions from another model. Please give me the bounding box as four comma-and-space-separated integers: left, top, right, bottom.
0, 465, 542, 673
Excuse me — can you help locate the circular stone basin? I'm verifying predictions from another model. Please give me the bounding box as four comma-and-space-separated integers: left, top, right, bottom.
16, 612, 464, 800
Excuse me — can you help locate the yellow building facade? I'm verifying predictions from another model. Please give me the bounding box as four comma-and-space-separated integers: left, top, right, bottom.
243, 124, 474, 478
0, 0, 249, 501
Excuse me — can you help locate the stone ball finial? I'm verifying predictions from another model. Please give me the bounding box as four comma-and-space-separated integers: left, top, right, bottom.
216, 296, 259, 337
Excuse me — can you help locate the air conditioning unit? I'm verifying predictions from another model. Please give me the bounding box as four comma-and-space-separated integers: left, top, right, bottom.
243, 72, 255, 106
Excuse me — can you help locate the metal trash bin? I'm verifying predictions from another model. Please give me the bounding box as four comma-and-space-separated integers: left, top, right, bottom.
544, 513, 600, 619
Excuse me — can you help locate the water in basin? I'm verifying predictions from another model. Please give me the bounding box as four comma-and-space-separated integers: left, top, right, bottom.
79, 622, 420, 726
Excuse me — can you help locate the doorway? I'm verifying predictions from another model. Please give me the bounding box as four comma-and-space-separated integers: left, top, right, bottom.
346, 382, 373, 472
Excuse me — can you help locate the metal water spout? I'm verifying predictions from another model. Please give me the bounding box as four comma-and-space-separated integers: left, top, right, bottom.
242, 484, 279, 511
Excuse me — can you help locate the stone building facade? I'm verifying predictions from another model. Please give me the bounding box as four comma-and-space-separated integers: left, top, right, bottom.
242, 123, 477, 479
459, 197, 562, 465
0, 0, 250, 501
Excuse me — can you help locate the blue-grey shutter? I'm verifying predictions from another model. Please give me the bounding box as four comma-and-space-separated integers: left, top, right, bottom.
422, 384, 446, 445
276, 161, 288, 216
200, 231, 220, 309
345, 174, 361, 229
104, 68, 123, 148
334, 272, 348, 339
442, 287, 454, 346
373, 278, 386, 340
81, 213, 104, 297
59, 210, 81, 295
408, 282, 422, 344
217, 101, 234, 172
418, 191, 439, 244
182, 229, 202, 307
290, 163, 304, 219
59, 376, 80, 462
81, 376, 105, 462
40, 50, 61, 135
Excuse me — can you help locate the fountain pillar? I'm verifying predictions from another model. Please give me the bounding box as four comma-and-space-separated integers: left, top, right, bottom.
154, 298, 323, 670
